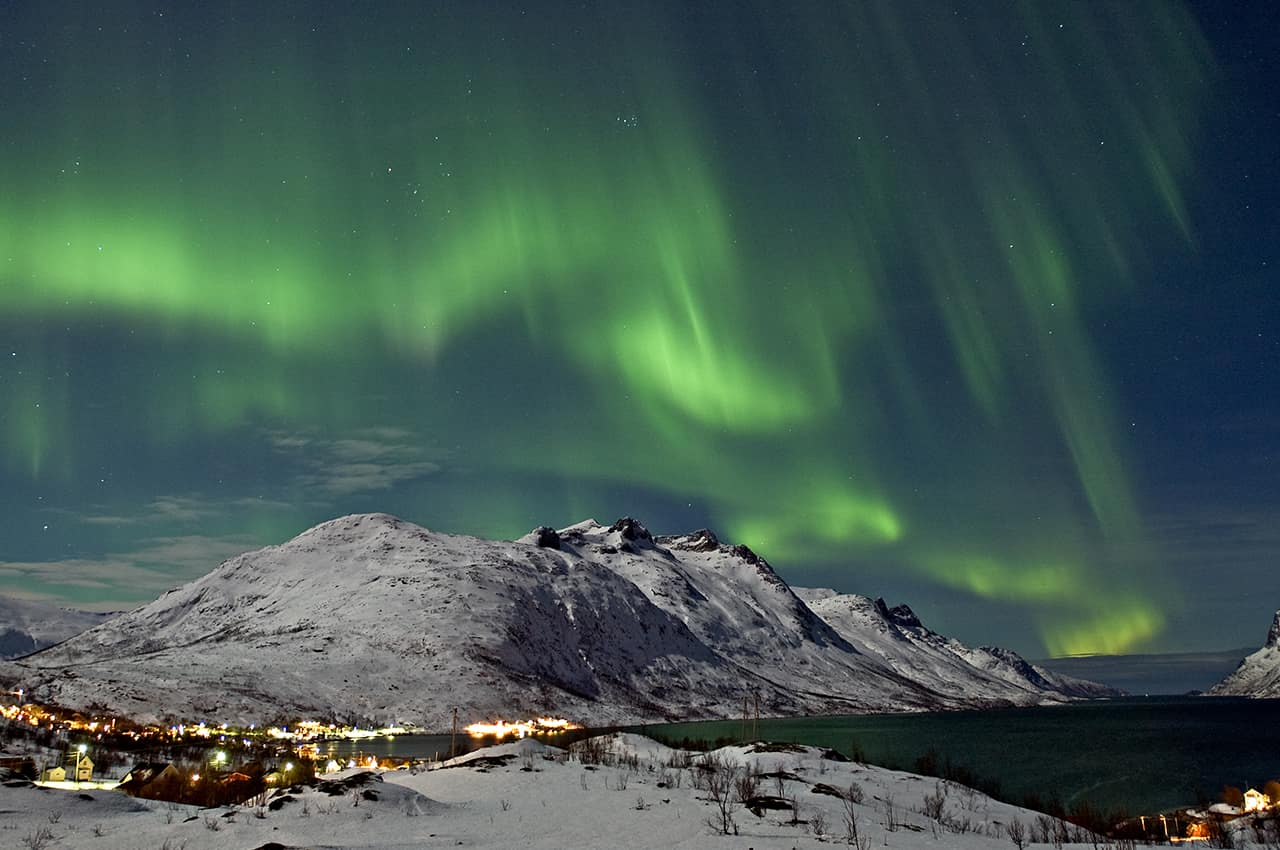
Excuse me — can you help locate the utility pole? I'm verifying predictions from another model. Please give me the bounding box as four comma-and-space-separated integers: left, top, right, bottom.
450, 708, 458, 759
753, 690, 760, 740
741, 695, 749, 742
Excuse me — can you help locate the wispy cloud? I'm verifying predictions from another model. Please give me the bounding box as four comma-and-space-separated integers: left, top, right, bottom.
267, 426, 445, 496
81, 494, 226, 526
0, 534, 262, 609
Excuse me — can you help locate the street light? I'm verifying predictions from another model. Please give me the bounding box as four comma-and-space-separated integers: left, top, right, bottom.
75, 743, 87, 787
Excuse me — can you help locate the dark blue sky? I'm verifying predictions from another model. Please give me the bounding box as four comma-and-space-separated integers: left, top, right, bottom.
0, 0, 1276, 658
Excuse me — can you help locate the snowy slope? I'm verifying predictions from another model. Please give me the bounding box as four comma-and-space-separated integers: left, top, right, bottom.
0, 732, 1104, 850
794, 588, 1117, 700
9, 514, 1112, 726
0, 594, 113, 659
1208, 610, 1280, 697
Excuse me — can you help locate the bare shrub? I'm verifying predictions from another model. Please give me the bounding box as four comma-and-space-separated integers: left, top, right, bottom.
46, 811, 62, 825
845, 780, 864, 804
811, 808, 827, 836
922, 781, 947, 821
705, 764, 738, 835
734, 768, 760, 803
500, 799, 511, 811
21, 827, 55, 850
1006, 818, 1028, 849
202, 815, 222, 831
882, 793, 899, 831
843, 794, 870, 849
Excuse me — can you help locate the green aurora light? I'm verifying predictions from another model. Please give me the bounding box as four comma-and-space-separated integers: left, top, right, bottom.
0, 1, 1223, 655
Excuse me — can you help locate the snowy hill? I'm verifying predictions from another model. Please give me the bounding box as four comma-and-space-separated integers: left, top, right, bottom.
0, 595, 113, 659
794, 588, 1115, 700
8, 514, 1116, 727
1208, 610, 1280, 697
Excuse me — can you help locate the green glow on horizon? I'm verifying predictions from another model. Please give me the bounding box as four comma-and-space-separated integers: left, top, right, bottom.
0, 0, 1214, 655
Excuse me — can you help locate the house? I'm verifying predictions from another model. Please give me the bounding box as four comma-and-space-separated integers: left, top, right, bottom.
62, 753, 94, 781
118, 762, 182, 799
41, 765, 66, 782
1244, 788, 1269, 812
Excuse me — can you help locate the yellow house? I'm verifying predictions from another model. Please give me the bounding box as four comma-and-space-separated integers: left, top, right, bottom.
42, 765, 66, 782
1244, 788, 1268, 812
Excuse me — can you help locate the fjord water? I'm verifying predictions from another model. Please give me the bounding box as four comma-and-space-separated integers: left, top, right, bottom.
316, 698, 1279, 814
643, 697, 1280, 813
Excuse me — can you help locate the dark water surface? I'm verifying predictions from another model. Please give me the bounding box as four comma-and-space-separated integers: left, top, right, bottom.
313, 697, 1280, 814
640, 697, 1280, 814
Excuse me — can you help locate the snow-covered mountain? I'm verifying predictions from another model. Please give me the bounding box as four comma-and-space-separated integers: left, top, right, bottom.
793, 588, 1114, 700
0, 595, 113, 660
1208, 610, 1280, 697
5, 514, 1117, 727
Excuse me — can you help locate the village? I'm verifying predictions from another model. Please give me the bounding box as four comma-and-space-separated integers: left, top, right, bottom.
4, 690, 1280, 846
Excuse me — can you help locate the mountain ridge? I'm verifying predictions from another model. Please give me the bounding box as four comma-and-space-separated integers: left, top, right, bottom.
1208, 610, 1280, 697
5, 513, 1118, 727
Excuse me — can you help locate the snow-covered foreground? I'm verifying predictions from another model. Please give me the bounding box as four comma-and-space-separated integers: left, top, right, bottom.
1, 733, 1127, 850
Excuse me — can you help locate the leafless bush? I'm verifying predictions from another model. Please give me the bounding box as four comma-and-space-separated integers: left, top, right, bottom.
92, 823, 105, 837
882, 793, 899, 831
734, 768, 760, 803
843, 794, 870, 849
845, 780, 864, 804
500, 798, 511, 811
614, 770, 629, 791
1006, 818, 1028, 849
579, 771, 589, 791
667, 749, 692, 769
921, 781, 947, 821
21, 826, 55, 850
704, 764, 738, 835
811, 808, 827, 836
571, 736, 610, 765
253, 805, 268, 819
46, 811, 62, 825
202, 815, 222, 831
635, 795, 647, 810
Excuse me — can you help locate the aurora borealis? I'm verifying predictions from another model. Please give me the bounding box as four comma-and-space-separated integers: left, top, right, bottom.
2, 1, 1276, 658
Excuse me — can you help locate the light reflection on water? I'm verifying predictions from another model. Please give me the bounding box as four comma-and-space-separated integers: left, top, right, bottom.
302, 697, 1280, 814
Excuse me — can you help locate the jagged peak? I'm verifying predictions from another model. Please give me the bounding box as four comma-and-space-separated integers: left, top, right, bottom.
871, 598, 923, 630
528, 526, 561, 550
608, 517, 653, 542
557, 518, 603, 537
657, 528, 722, 552
1267, 610, 1280, 648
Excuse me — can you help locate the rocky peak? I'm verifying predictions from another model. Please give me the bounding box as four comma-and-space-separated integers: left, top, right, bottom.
609, 517, 653, 543
530, 526, 561, 550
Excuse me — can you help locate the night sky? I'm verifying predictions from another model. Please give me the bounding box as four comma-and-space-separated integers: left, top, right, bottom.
1, 1, 1276, 659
